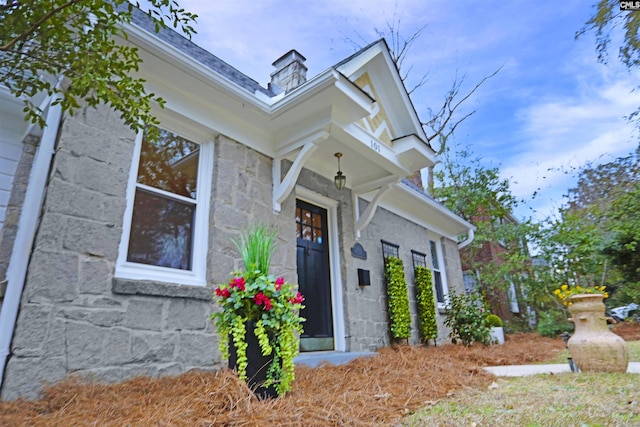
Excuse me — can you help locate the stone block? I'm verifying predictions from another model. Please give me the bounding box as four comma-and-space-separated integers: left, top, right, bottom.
89, 310, 124, 327
131, 331, 176, 363
112, 279, 211, 301
166, 299, 208, 331
66, 321, 105, 370
45, 178, 127, 225
63, 218, 121, 260
178, 332, 216, 366
33, 213, 67, 252
79, 257, 113, 294
51, 149, 78, 184
44, 318, 67, 357
68, 367, 123, 384
156, 362, 184, 377
11, 303, 51, 355
102, 328, 132, 365
0, 356, 67, 400
25, 250, 78, 303
76, 156, 129, 197
123, 298, 164, 331
213, 202, 249, 230
120, 364, 160, 379
58, 114, 135, 164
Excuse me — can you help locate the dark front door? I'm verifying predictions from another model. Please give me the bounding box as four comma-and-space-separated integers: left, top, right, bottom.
296, 199, 334, 351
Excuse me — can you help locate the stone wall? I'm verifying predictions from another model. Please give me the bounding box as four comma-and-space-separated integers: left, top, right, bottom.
1, 106, 293, 400
0, 136, 39, 300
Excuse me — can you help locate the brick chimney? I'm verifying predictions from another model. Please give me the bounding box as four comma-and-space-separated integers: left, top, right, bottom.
269, 50, 307, 94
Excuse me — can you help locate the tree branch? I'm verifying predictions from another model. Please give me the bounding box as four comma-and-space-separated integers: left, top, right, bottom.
0, 0, 84, 51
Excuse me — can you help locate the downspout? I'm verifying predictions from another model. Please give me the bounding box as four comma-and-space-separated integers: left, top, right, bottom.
0, 97, 62, 388
457, 228, 475, 250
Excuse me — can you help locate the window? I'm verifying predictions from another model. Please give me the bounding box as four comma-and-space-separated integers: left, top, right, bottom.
429, 240, 448, 305
116, 127, 213, 286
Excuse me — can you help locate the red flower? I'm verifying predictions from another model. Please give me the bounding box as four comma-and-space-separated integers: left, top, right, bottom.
215, 287, 231, 298
230, 277, 246, 291
290, 292, 304, 305
275, 277, 285, 290
254, 292, 272, 311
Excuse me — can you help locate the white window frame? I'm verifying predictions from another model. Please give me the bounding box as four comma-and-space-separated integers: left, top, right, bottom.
430, 239, 449, 309
115, 126, 213, 287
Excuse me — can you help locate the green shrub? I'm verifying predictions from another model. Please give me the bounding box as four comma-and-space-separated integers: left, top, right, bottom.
384, 256, 411, 340
537, 310, 573, 337
414, 266, 437, 342
485, 314, 503, 328
444, 291, 493, 346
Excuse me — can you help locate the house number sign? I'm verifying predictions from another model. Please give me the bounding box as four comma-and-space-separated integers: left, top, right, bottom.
370, 140, 381, 153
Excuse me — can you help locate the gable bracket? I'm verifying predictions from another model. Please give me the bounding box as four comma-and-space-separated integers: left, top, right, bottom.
272, 131, 329, 212
353, 176, 401, 238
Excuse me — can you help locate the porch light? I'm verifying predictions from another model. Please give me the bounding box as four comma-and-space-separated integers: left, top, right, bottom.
334, 152, 346, 190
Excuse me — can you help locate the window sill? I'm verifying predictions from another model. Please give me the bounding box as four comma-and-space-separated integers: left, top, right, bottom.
112, 278, 212, 301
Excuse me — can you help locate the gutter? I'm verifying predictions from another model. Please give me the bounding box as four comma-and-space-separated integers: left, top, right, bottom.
457, 228, 475, 250
0, 96, 62, 390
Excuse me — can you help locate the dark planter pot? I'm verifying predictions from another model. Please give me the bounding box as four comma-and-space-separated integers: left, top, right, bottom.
228, 321, 278, 399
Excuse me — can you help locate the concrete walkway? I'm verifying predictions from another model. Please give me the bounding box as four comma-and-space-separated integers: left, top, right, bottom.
485, 362, 640, 376
294, 351, 378, 368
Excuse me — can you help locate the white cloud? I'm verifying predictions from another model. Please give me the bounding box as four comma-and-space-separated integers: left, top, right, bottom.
504, 74, 639, 220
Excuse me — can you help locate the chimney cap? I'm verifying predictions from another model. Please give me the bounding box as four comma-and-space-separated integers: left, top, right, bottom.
272, 49, 307, 68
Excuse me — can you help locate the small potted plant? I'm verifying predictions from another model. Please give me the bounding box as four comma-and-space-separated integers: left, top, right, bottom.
211, 224, 305, 398
485, 313, 504, 344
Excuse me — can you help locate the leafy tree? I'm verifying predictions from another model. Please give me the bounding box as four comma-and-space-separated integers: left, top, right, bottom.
0, 0, 197, 134
432, 145, 538, 322
578, 0, 640, 123
533, 149, 640, 306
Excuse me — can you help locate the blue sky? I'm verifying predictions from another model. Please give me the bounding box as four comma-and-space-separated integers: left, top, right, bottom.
175, 0, 639, 221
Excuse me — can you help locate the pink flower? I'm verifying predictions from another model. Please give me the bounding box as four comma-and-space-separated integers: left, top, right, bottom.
215, 287, 231, 298
275, 277, 285, 290
290, 292, 304, 305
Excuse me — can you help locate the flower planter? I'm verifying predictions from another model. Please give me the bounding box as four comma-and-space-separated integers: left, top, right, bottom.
567, 294, 628, 373
490, 326, 505, 345
228, 321, 278, 399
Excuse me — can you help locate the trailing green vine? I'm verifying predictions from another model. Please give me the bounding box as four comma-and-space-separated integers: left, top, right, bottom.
414, 266, 438, 342
384, 256, 411, 340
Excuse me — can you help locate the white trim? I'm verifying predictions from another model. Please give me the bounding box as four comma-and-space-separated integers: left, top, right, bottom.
295, 186, 346, 352
431, 239, 450, 310
0, 97, 63, 388
114, 127, 213, 287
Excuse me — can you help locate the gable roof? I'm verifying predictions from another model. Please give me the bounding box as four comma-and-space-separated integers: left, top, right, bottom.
130, 6, 274, 97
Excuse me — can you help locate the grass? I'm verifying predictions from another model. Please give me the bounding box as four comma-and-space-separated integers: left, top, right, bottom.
404, 332, 640, 427
403, 372, 640, 426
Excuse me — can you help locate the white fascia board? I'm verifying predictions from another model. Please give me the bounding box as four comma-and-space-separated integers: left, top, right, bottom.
361, 182, 474, 240
123, 22, 271, 111
393, 134, 437, 170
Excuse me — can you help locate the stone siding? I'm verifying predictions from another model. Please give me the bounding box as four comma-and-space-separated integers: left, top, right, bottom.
293, 169, 463, 350
1, 106, 294, 400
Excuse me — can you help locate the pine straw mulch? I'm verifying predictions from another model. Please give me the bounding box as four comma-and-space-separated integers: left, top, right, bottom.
0, 332, 576, 427
612, 319, 640, 341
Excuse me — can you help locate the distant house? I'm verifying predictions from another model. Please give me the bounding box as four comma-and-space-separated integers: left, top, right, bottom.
460, 211, 527, 323
0, 9, 474, 399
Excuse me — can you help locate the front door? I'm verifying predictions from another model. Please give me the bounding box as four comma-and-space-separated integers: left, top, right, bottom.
296, 199, 334, 351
